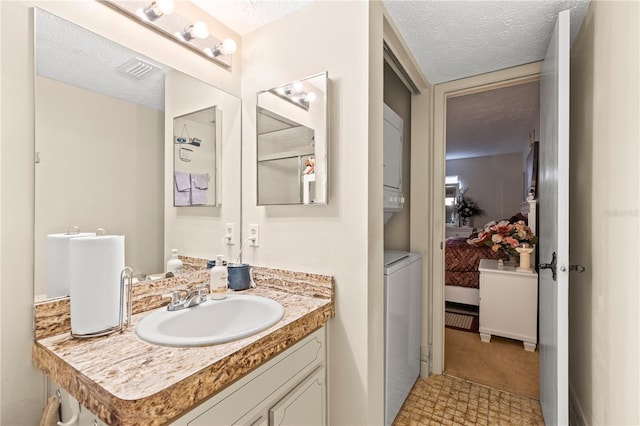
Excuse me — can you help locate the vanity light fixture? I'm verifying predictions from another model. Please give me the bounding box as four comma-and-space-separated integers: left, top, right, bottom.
273, 82, 317, 110
305, 91, 317, 103
206, 38, 237, 57
178, 21, 209, 41
137, 0, 174, 22
102, 0, 237, 69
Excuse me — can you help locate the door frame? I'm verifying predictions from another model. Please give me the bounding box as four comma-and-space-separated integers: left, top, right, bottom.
430, 62, 542, 374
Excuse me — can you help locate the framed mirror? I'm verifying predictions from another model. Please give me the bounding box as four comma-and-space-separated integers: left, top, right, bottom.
33, 8, 241, 301
173, 106, 221, 207
257, 72, 328, 205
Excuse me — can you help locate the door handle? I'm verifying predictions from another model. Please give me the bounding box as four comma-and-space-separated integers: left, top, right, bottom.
561, 264, 586, 273
540, 252, 586, 280
539, 252, 557, 281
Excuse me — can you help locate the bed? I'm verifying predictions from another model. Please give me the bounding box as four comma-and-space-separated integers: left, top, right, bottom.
444, 199, 537, 306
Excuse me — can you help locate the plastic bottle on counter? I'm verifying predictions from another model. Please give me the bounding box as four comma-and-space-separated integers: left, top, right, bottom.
166, 249, 183, 275
210, 255, 228, 300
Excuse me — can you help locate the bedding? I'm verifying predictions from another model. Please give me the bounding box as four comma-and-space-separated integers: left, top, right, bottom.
445, 237, 507, 289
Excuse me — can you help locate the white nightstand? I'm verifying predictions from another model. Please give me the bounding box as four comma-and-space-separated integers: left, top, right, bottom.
478, 259, 538, 351
445, 225, 474, 239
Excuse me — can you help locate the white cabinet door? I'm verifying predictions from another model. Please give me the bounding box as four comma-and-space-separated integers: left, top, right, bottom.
269, 367, 326, 426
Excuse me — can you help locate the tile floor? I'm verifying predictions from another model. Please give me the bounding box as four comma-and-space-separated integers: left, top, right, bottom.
393, 374, 545, 425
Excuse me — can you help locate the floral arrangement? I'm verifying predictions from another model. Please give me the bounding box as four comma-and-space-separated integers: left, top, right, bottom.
455, 191, 485, 219
474, 220, 537, 258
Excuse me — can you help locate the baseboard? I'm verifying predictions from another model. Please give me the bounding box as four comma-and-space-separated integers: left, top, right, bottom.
420, 360, 429, 379
569, 382, 588, 426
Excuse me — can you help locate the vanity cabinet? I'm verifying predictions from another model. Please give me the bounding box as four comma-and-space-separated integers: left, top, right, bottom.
46, 327, 326, 426
177, 327, 326, 425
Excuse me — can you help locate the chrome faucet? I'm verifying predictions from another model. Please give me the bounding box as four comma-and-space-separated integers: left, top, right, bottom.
164, 285, 209, 311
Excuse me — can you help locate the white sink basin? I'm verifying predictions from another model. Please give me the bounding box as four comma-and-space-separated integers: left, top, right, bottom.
135, 294, 285, 347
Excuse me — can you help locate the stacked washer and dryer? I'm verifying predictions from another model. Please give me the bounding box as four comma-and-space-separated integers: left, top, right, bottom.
383, 104, 422, 426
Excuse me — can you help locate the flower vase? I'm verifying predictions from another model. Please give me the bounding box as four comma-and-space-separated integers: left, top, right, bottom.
461, 217, 469, 226
515, 245, 535, 273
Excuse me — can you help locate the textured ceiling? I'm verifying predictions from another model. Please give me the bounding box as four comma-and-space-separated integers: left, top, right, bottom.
36, 9, 167, 111
383, 0, 591, 84
190, 0, 314, 36
446, 81, 540, 160
191, 1, 590, 84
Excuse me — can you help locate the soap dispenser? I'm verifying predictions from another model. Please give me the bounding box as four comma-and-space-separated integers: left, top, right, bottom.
210, 255, 228, 300
167, 249, 183, 275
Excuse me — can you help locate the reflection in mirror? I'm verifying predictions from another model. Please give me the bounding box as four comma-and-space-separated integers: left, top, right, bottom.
445, 183, 459, 224
257, 72, 328, 205
173, 106, 221, 207
34, 9, 241, 301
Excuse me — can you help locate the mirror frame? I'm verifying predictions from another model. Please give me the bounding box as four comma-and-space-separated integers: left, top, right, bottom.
256, 72, 329, 206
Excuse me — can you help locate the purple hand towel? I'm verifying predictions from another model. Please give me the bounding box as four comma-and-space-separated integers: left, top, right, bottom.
174, 172, 191, 206
191, 173, 209, 205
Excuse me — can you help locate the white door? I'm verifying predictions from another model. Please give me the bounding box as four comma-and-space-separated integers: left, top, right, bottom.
538, 9, 570, 425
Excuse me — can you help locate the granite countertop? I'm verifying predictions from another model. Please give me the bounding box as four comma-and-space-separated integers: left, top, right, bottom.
32, 267, 334, 426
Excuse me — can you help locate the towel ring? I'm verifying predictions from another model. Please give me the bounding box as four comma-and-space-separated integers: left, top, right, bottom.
55, 389, 80, 426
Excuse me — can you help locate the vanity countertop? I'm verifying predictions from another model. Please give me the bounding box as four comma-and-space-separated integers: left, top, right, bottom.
32, 280, 334, 426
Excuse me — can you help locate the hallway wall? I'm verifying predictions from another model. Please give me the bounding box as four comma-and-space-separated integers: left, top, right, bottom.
569, 1, 640, 424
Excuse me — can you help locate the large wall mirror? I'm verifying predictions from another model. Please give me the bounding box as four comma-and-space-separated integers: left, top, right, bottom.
33, 8, 241, 301
257, 72, 328, 205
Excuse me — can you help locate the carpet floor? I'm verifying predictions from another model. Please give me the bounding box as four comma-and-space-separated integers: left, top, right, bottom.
445, 328, 540, 400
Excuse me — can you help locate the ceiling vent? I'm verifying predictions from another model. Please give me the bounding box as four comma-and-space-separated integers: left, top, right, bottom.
117, 58, 158, 78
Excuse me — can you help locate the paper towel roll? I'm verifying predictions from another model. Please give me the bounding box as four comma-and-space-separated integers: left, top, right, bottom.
46, 232, 95, 298
69, 235, 125, 336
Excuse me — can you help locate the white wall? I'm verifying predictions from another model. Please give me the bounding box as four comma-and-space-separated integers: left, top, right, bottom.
164, 70, 242, 263
34, 76, 164, 295
446, 153, 525, 227
0, 2, 241, 423
240, 2, 374, 423
569, 1, 640, 424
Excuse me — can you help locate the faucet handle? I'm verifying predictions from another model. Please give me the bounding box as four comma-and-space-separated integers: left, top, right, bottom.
196, 285, 209, 301
162, 291, 180, 305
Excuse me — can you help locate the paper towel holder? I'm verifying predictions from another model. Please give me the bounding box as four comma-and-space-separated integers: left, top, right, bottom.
71, 266, 133, 339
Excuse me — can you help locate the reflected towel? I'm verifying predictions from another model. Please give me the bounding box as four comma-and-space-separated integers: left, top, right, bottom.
39, 396, 59, 426
174, 172, 191, 206
191, 173, 209, 205
192, 173, 208, 190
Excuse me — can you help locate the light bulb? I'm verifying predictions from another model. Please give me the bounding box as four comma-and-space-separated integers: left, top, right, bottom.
180, 21, 209, 41
207, 38, 237, 57
219, 38, 237, 55
305, 91, 317, 103
191, 21, 209, 39
155, 0, 174, 14
139, 0, 174, 21
292, 81, 303, 93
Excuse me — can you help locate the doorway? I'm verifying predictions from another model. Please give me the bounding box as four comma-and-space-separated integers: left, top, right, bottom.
442, 80, 541, 398
430, 62, 542, 381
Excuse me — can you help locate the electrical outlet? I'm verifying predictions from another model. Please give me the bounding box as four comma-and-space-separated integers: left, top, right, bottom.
225, 223, 235, 245
249, 224, 260, 247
